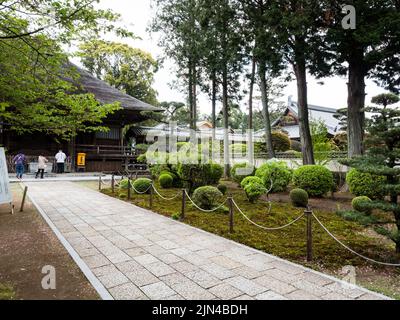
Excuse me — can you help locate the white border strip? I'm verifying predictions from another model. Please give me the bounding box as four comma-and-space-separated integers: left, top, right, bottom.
20, 183, 114, 300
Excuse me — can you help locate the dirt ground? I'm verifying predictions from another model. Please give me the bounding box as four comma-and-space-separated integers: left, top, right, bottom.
0, 184, 99, 300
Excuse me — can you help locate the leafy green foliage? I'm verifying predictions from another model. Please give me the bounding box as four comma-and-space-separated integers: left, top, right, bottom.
231, 162, 255, 184
217, 184, 228, 195
336, 210, 379, 227
244, 182, 267, 203
177, 162, 223, 194
132, 178, 152, 194
340, 97, 400, 252
346, 169, 386, 200
159, 173, 174, 189
352, 196, 373, 214
293, 165, 333, 197
255, 161, 292, 193
240, 176, 263, 189
192, 186, 223, 210
78, 40, 158, 106
290, 189, 309, 208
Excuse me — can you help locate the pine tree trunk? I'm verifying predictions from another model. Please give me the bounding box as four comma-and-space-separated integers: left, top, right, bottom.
188, 63, 194, 131
347, 54, 366, 158
212, 72, 217, 142
222, 64, 230, 177
259, 63, 275, 159
192, 66, 197, 131
293, 56, 314, 165
248, 57, 256, 165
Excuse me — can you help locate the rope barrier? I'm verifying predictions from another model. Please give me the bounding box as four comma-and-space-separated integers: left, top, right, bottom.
184, 190, 228, 213
152, 185, 181, 201
129, 180, 153, 195
312, 213, 400, 267
232, 199, 305, 231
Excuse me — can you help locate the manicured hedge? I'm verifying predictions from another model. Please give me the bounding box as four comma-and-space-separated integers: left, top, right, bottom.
293, 165, 333, 197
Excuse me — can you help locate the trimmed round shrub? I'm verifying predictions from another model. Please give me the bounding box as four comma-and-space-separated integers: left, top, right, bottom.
207, 162, 224, 185
217, 184, 228, 195
346, 168, 386, 200
290, 188, 309, 208
132, 178, 152, 194
192, 186, 224, 210
118, 178, 130, 190
293, 165, 333, 197
255, 160, 292, 193
352, 196, 373, 214
244, 182, 267, 203
240, 176, 263, 189
149, 164, 170, 178
159, 173, 174, 189
231, 162, 255, 184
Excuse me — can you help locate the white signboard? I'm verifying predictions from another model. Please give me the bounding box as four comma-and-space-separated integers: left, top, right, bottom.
0, 148, 12, 204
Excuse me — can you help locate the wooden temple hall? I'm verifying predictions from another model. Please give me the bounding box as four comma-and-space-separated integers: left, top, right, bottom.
2, 65, 162, 173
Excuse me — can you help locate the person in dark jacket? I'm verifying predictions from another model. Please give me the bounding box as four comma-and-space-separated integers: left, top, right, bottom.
13, 152, 26, 179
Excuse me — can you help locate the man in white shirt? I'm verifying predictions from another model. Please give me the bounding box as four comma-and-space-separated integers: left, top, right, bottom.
55, 150, 67, 174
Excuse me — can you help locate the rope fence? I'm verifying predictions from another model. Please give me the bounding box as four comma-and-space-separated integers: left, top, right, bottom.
232, 199, 305, 231
312, 213, 400, 267
98, 174, 400, 268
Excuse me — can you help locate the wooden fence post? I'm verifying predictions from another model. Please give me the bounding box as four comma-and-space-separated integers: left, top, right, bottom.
305, 206, 313, 262
111, 174, 115, 194
98, 176, 102, 191
20, 186, 28, 212
180, 189, 186, 221
228, 196, 234, 233
127, 176, 131, 200
149, 185, 153, 209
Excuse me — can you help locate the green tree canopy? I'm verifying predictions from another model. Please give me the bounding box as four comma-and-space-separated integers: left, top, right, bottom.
78, 40, 159, 105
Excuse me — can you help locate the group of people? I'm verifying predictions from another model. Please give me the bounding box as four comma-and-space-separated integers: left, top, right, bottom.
13, 150, 67, 180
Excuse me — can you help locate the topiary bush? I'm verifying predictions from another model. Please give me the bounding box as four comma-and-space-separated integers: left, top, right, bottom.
293, 165, 333, 197
255, 160, 292, 193
346, 168, 386, 200
159, 173, 174, 189
217, 184, 227, 195
132, 178, 152, 194
207, 162, 224, 185
118, 178, 130, 190
178, 162, 223, 193
240, 176, 263, 189
231, 162, 255, 184
192, 186, 224, 210
290, 188, 309, 208
352, 196, 373, 214
244, 182, 267, 203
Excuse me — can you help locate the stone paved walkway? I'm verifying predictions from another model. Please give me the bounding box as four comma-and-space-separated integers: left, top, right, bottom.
24, 181, 388, 300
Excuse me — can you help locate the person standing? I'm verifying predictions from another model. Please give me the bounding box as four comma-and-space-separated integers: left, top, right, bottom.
13, 151, 26, 179
55, 150, 67, 174
35, 154, 48, 179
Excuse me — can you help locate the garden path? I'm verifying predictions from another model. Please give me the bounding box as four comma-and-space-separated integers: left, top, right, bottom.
24, 181, 388, 300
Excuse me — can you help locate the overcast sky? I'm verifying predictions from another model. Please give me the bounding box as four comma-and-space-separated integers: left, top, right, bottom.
89, 0, 389, 114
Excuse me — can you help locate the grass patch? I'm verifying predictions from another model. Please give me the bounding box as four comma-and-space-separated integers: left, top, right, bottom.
102, 182, 399, 271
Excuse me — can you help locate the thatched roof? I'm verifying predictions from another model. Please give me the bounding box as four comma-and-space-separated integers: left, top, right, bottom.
71, 64, 162, 112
